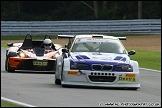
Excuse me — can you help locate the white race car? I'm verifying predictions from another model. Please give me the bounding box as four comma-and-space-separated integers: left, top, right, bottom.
55, 34, 140, 90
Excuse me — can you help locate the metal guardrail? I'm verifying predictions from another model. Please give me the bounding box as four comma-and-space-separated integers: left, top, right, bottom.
1, 19, 161, 36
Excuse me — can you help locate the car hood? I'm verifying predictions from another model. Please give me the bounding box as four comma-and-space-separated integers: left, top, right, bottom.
70, 52, 130, 64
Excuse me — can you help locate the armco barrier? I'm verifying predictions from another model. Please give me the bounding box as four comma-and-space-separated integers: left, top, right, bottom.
1, 19, 161, 36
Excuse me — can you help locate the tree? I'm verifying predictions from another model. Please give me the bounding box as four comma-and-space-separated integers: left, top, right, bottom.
103, 1, 107, 10
93, 1, 98, 18
81, 1, 108, 19
138, 1, 142, 19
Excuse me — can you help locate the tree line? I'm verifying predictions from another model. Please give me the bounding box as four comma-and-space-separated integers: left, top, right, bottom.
1, 1, 161, 21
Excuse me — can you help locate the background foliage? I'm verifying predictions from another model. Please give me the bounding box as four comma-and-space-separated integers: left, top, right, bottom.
1, 1, 161, 21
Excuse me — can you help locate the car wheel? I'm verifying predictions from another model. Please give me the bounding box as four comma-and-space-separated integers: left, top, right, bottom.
55, 79, 61, 85
5, 57, 8, 71
5, 57, 15, 72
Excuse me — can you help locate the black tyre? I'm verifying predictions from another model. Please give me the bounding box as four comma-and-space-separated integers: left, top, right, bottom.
5, 57, 15, 72
55, 79, 61, 85
5, 57, 8, 71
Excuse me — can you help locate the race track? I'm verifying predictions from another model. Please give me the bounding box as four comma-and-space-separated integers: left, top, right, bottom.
1, 48, 161, 107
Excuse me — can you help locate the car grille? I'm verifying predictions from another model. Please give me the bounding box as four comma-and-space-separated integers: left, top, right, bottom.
88, 75, 116, 82
92, 64, 112, 71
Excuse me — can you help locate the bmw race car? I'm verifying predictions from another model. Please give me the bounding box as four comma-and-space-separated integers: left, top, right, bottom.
5, 34, 62, 73
55, 34, 140, 90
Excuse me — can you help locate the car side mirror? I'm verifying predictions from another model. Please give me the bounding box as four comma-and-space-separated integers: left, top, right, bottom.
128, 50, 136, 56
62, 48, 68, 53
64, 44, 67, 47
7, 42, 13, 47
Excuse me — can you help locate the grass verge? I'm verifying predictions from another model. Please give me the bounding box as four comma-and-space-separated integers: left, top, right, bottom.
1, 100, 22, 107
127, 49, 161, 71
1, 35, 57, 40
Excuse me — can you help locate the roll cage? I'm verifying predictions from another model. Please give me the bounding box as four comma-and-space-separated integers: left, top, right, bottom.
18, 34, 56, 51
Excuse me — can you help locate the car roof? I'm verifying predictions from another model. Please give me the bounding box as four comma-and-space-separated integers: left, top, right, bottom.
75, 34, 119, 39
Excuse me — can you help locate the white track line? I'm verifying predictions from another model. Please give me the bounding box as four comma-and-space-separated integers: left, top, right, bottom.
140, 68, 161, 72
1, 97, 37, 107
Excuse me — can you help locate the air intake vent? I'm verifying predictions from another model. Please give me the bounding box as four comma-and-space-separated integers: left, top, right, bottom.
89, 76, 116, 82
103, 65, 112, 70
92, 64, 102, 70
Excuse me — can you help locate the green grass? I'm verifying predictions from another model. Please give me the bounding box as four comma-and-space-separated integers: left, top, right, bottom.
109, 34, 157, 36
1, 100, 22, 107
1, 43, 8, 47
1, 35, 57, 40
127, 49, 161, 71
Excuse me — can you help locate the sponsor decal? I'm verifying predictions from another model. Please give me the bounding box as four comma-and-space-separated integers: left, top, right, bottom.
75, 38, 110, 43
118, 74, 136, 82
126, 73, 136, 77
68, 71, 78, 75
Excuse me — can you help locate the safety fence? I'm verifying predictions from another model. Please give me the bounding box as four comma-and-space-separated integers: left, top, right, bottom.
1, 19, 161, 36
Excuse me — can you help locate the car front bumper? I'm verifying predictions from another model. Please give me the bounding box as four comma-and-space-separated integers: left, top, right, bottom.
9, 57, 56, 71
61, 69, 140, 89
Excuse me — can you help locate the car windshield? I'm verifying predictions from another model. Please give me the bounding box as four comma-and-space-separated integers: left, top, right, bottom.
71, 38, 126, 54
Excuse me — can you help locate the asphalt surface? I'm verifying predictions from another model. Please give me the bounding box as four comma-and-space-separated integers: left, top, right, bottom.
1, 48, 161, 107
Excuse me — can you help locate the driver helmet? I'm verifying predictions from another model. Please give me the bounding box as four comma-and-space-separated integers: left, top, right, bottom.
43, 39, 52, 49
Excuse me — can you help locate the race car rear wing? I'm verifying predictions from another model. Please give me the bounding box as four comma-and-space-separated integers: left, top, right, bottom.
57, 35, 75, 41
57, 35, 126, 40
117, 37, 126, 40
57, 35, 75, 38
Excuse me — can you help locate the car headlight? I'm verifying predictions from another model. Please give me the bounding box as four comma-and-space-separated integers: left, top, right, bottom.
52, 53, 60, 59
55, 53, 60, 58
115, 64, 133, 72
18, 51, 28, 58
70, 62, 89, 70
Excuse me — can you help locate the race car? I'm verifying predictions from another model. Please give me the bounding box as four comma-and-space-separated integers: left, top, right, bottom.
55, 34, 140, 90
5, 34, 62, 73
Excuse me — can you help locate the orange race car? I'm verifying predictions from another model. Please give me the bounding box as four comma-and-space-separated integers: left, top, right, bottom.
5, 34, 62, 73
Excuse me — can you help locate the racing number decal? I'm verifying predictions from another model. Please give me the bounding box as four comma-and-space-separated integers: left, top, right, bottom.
118, 74, 136, 82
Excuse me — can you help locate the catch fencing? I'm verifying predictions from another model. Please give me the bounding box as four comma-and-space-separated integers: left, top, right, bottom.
1, 19, 161, 36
